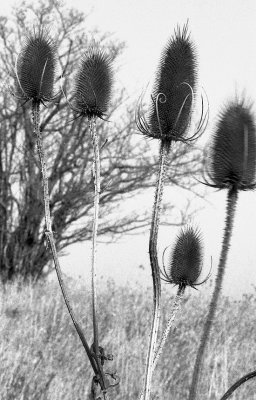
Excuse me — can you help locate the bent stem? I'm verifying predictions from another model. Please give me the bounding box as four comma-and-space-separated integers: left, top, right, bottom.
219, 370, 256, 400
89, 117, 106, 385
188, 186, 238, 400
152, 286, 185, 372
142, 140, 170, 400
31, 100, 98, 377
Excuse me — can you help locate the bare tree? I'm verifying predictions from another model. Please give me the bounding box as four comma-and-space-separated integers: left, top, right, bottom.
0, 0, 203, 281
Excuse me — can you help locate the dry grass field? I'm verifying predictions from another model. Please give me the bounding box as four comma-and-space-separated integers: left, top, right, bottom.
1, 278, 256, 400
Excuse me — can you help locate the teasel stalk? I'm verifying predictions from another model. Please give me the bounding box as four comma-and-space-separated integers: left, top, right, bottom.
152, 227, 208, 372
189, 98, 256, 400
136, 22, 207, 400
72, 47, 113, 395
14, 28, 100, 381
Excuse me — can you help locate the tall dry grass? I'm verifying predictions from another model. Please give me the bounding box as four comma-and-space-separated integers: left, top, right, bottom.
1, 278, 256, 400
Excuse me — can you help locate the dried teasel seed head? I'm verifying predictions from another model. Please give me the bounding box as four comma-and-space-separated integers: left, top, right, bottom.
73, 47, 113, 119
163, 227, 204, 290
15, 28, 57, 104
206, 99, 256, 190
149, 23, 197, 142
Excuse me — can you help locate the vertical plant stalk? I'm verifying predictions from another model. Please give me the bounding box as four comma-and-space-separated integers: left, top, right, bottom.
31, 100, 98, 376
152, 286, 185, 372
143, 140, 169, 400
189, 187, 238, 400
89, 117, 106, 384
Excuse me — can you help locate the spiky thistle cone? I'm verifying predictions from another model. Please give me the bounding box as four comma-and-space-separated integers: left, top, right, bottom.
14, 26, 109, 400
189, 98, 256, 400
73, 47, 113, 119
71, 46, 114, 395
206, 99, 256, 190
152, 227, 206, 373
15, 28, 57, 104
162, 227, 205, 290
140, 24, 199, 400
137, 23, 198, 144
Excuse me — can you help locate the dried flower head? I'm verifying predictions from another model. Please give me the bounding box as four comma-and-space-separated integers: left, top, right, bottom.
137, 23, 205, 144
205, 98, 256, 190
161, 227, 206, 290
72, 47, 113, 119
15, 28, 57, 104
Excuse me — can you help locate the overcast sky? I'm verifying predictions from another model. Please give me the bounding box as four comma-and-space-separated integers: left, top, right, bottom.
2, 0, 256, 298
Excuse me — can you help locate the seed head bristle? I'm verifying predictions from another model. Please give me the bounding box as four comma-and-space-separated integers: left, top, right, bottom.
73, 47, 113, 119
207, 98, 256, 190
164, 227, 203, 290
16, 27, 57, 103
148, 23, 197, 142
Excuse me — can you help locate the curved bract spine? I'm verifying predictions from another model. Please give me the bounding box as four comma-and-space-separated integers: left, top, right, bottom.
15, 28, 109, 395
137, 23, 200, 400
167, 226, 204, 289
153, 226, 207, 373
149, 24, 197, 142
136, 22, 207, 146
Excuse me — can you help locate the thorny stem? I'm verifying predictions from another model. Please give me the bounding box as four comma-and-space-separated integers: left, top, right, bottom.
32, 102, 51, 233
89, 117, 107, 390
142, 140, 170, 400
31, 100, 98, 378
152, 286, 185, 372
188, 186, 238, 400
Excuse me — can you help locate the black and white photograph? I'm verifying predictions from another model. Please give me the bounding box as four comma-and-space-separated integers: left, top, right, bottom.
1, 0, 256, 399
